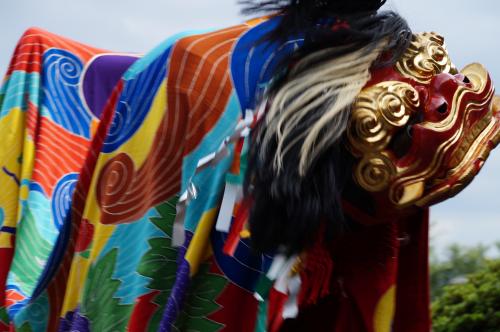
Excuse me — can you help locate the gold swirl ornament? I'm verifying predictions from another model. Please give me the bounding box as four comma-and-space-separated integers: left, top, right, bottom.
348, 82, 420, 193
395, 32, 456, 84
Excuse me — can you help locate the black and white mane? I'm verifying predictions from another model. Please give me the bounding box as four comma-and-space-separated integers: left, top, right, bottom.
242, 0, 412, 254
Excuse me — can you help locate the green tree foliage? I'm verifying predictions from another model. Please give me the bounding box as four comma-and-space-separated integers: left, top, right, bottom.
432, 260, 500, 332
430, 244, 490, 299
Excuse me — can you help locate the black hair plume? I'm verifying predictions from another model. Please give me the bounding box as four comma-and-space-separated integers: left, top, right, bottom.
246, 137, 355, 255
240, 0, 388, 43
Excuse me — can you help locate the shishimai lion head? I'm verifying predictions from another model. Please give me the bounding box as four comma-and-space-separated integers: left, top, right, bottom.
347, 32, 500, 208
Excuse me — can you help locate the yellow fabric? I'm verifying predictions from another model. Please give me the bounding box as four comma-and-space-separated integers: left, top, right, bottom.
185, 208, 218, 276
373, 285, 396, 332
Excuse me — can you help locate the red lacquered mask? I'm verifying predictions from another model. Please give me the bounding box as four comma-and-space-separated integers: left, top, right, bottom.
348, 32, 500, 208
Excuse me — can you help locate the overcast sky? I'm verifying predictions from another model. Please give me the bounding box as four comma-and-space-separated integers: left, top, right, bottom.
1, 0, 499, 255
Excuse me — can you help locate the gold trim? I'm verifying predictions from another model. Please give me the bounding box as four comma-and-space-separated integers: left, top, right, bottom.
348, 82, 419, 192
348, 82, 419, 155
355, 152, 397, 192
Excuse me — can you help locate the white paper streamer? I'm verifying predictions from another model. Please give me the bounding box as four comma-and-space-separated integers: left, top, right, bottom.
215, 183, 240, 232
172, 201, 187, 247
171, 111, 254, 247
273, 257, 297, 294
282, 274, 301, 320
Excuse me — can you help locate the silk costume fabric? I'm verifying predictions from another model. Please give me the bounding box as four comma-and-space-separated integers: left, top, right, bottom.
0, 17, 431, 331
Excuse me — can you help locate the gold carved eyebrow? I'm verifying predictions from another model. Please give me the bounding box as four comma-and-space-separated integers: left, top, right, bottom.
395, 32, 456, 84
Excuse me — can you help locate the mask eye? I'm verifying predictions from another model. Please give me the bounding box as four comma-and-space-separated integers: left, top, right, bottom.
455, 73, 471, 85
389, 112, 423, 158
436, 102, 448, 115
390, 125, 413, 158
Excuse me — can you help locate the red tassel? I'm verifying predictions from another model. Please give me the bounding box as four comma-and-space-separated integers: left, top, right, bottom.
298, 238, 333, 306
222, 135, 248, 256
331, 20, 350, 32
229, 137, 245, 174
223, 196, 251, 256
267, 288, 288, 332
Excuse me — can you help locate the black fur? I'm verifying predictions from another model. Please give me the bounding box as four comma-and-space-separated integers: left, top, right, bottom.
239, 0, 409, 66
246, 138, 355, 255
240, 0, 388, 44
242, 1, 412, 255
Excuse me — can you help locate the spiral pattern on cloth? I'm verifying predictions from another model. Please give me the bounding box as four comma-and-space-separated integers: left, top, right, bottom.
51, 173, 79, 231
96, 153, 135, 220
102, 51, 169, 153
42, 48, 92, 138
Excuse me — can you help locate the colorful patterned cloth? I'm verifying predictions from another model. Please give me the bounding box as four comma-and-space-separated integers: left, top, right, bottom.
0, 27, 139, 331
0, 17, 431, 332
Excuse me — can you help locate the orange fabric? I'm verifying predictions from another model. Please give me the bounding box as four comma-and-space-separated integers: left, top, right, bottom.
31, 117, 90, 196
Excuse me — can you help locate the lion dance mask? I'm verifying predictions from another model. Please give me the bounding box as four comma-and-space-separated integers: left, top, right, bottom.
349, 32, 500, 209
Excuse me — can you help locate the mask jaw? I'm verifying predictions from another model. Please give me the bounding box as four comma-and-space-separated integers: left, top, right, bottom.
414, 64, 499, 207
414, 93, 500, 208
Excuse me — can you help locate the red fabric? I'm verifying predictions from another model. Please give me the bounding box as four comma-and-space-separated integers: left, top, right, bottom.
279, 208, 430, 332
127, 290, 161, 332
393, 209, 431, 331
229, 137, 245, 174
280, 294, 365, 332
268, 288, 287, 332
298, 238, 333, 306
208, 278, 259, 332
0, 248, 14, 307
223, 197, 251, 257
203, 259, 259, 332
